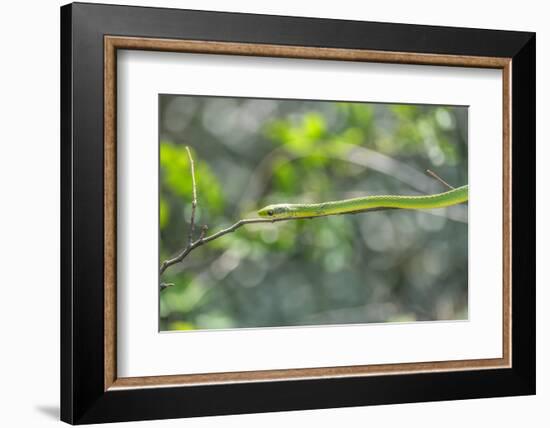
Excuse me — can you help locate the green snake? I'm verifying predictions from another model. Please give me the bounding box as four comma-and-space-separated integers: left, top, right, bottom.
258, 185, 468, 219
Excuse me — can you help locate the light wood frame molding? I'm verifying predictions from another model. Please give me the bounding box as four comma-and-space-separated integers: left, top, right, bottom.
104, 35, 512, 391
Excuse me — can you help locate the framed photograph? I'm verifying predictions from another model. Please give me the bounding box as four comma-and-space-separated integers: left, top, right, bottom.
61, 2, 535, 424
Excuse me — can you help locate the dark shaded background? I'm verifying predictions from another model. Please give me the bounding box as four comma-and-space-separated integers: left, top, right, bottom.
159, 95, 468, 331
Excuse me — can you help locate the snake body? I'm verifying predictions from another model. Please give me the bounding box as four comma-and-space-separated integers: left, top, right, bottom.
258, 185, 468, 219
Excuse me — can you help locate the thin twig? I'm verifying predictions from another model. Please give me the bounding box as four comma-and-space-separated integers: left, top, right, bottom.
159, 207, 398, 279
186, 146, 198, 245
426, 169, 454, 190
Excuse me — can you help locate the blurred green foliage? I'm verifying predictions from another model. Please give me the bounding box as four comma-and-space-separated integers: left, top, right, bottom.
159, 96, 468, 331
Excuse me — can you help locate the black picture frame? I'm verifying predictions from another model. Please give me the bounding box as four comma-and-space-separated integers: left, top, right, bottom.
61, 2, 535, 424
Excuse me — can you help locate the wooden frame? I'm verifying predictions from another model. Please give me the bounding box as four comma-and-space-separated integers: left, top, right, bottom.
62, 2, 535, 424
104, 35, 512, 390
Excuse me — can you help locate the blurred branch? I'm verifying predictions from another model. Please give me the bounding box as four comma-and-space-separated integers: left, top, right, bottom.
338, 143, 443, 194
161, 217, 297, 278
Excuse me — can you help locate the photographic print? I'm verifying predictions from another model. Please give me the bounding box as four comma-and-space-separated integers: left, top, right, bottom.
62, 6, 534, 422
158, 95, 468, 332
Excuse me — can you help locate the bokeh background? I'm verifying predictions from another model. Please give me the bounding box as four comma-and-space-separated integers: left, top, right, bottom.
159, 95, 468, 331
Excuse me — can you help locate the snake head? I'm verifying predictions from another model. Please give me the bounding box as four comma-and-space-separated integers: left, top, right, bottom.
257, 204, 291, 219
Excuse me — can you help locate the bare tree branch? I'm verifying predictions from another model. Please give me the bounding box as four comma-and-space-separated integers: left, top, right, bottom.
159, 207, 399, 281
161, 216, 309, 277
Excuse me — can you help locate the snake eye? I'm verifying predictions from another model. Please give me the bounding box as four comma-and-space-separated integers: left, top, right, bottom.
267, 209, 274, 216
